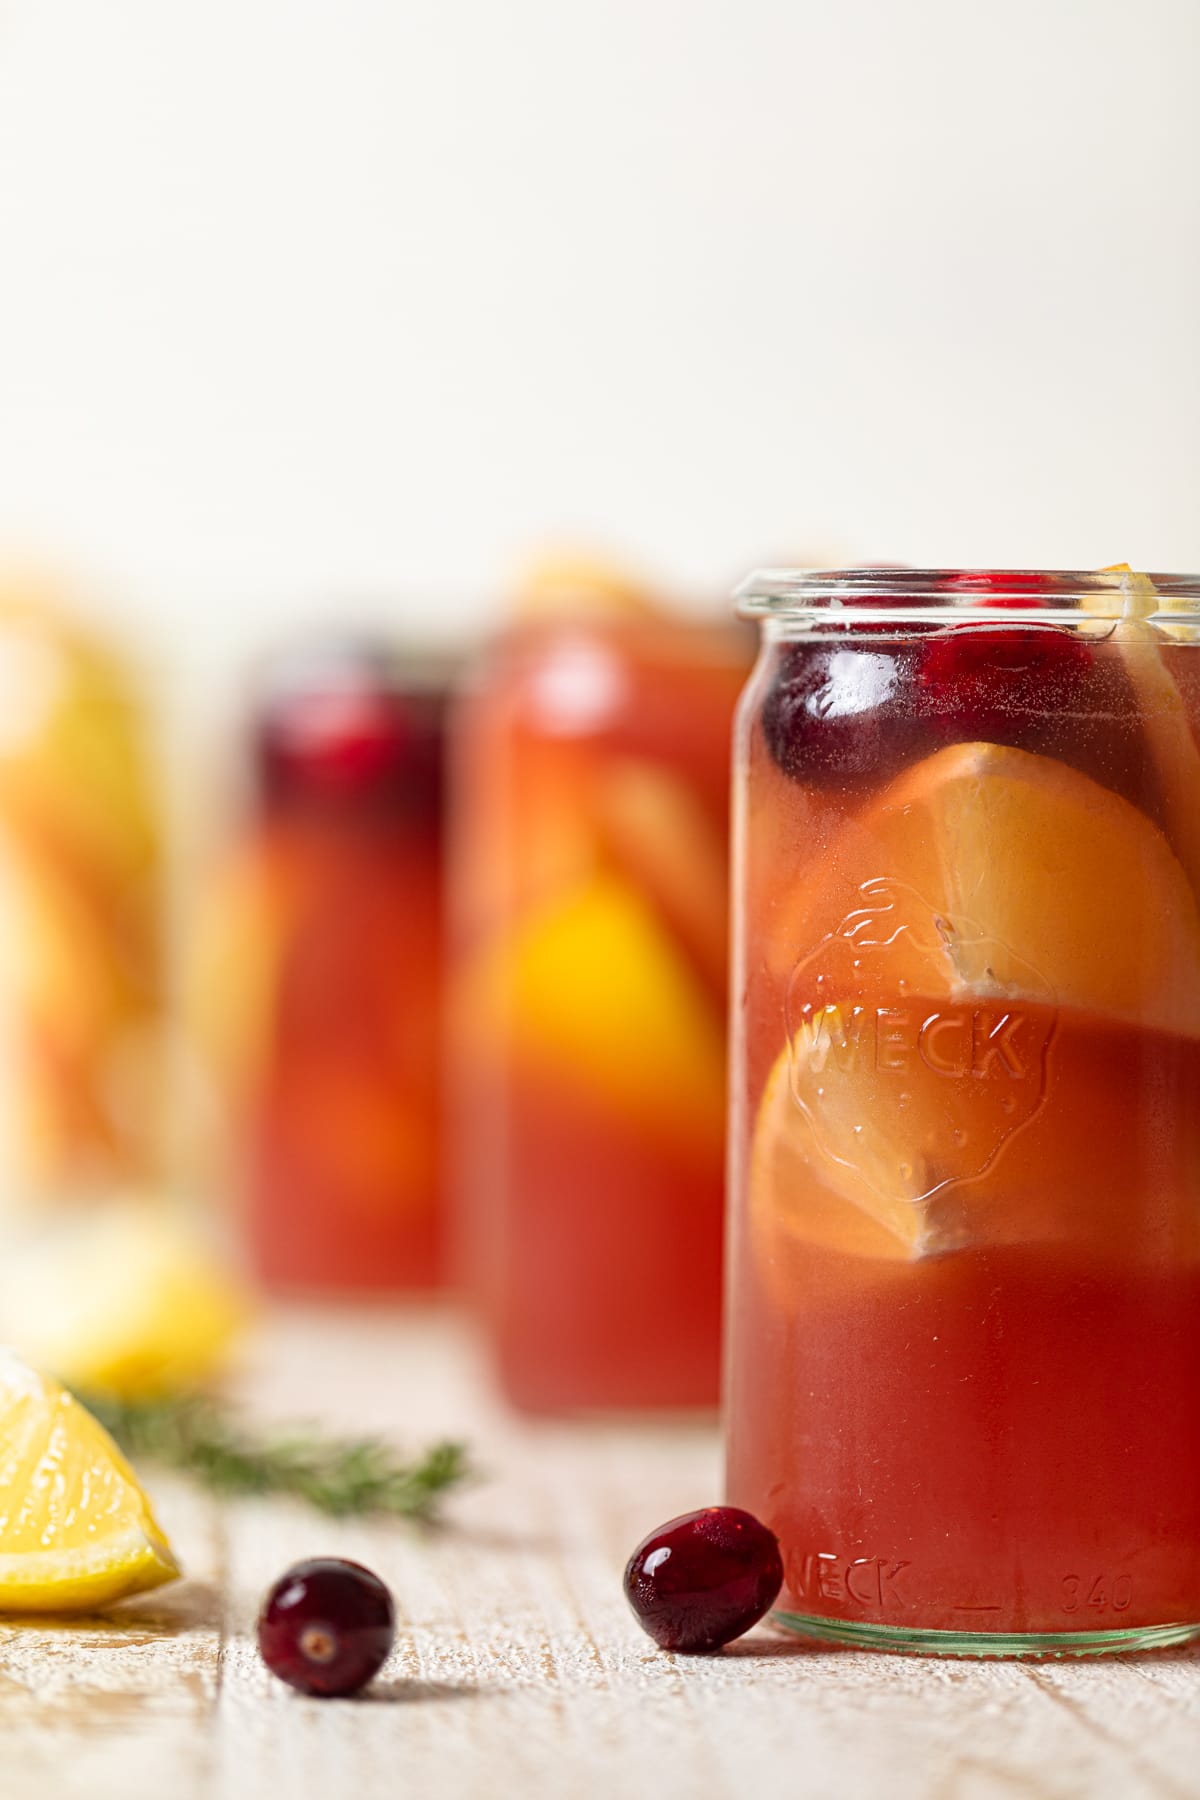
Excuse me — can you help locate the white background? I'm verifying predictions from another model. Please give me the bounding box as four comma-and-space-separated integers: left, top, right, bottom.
0, 0, 1196, 683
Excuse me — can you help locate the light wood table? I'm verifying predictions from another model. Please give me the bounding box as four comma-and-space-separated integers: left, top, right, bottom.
3, 1305, 1196, 1800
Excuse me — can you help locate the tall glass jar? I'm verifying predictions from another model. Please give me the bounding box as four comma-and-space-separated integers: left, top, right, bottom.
195, 636, 451, 1293
725, 568, 1200, 1656
0, 585, 166, 1225
452, 598, 751, 1410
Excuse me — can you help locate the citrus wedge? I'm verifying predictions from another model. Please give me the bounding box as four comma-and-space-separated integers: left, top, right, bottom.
750, 1043, 930, 1262
0, 1204, 250, 1401
591, 758, 729, 999
1092, 566, 1200, 898
772, 741, 1200, 1038
0, 1351, 179, 1611
466, 874, 725, 1159
750, 741, 1200, 1265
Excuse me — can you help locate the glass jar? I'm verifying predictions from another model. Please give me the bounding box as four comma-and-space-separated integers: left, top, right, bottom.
451, 603, 751, 1410
0, 586, 166, 1225
725, 567, 1200, 1656
195, 635, 452, 1293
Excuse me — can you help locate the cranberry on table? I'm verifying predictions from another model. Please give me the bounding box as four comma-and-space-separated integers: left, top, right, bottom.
257, 1557, 395, 1697
624, 1506, 783, 1653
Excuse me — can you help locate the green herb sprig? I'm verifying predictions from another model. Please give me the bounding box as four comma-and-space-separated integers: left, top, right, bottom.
85, 1390, 469, 1522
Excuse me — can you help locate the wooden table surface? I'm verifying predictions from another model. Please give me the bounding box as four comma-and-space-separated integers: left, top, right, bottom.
3, 1305, 1197, 1800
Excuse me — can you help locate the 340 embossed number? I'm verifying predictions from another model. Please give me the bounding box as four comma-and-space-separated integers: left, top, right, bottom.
1061, 1573, 1133, 1613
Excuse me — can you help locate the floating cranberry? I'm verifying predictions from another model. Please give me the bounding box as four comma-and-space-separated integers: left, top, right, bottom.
257, 1557, 395, 1697
256, 639, 444, 818
624, 1506, 783, 1654
917, 622, 1093, 746
761, 640, 923, 783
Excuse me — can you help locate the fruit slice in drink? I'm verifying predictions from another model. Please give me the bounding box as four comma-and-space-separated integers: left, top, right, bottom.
466, 871, 725, 1164
1092, 567, 1200, 895
591, 758, 730, 1002
750, 741, 1200, 1271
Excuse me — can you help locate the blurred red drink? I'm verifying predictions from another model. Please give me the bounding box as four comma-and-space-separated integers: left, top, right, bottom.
451, 568, 751, 1409
200, 637, 450, 1293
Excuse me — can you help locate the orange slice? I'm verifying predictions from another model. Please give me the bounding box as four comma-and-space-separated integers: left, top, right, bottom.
769, 741, 1200, 1039
750, 1045, 928, 1262
749, 1010, 1200, 1269
750, 742, 1200, 1264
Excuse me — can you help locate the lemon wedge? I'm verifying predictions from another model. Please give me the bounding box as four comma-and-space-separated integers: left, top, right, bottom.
1094, 565, 1200, 897
0, 1204, 250, 1401
0, 1351, 179, 1611
467, 874, 726, 1159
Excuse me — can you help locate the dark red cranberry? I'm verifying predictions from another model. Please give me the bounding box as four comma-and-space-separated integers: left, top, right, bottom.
624, 1506, 783, 1654
761, 640, 925, 783
256, 639, 445, 820
257, 1557, 395, 1697
917, 622, 1092, 745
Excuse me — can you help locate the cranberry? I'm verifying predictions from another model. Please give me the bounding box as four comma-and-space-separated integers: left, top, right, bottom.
256, 639, 445, 819
257, 1557, 395, 1697
917, 622, 1092, 745
761, 640, 924, 783
624, 1506, 783, 1654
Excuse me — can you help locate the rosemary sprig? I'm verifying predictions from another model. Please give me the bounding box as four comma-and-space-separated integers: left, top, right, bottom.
84, 1390, 469, 1522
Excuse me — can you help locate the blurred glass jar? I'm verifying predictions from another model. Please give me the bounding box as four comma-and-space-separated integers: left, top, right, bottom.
450, 565, 752, 1410
0, 584, 166, 1220
194, 636, 453, 1293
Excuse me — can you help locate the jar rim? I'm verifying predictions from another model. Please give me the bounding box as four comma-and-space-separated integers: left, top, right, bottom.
735, 567, 1200, 623
255, 632, 462, 701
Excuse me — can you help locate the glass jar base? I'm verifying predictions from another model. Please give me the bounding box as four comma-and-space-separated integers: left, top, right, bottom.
773, 1610, 1200, 1660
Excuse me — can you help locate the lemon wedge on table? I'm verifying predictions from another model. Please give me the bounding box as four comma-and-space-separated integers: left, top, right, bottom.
0, 1204, 250, 1402
0, 1351, 178, 1611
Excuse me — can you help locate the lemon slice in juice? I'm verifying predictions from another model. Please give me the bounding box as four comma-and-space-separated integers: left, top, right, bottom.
466, 874, 725, 1159
1093, 565, 1200, 896
0, 1351, 179, 1611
